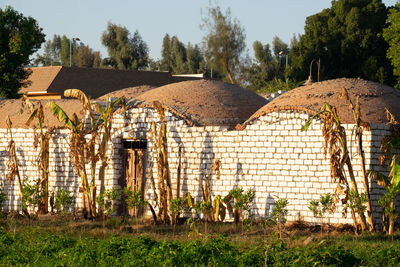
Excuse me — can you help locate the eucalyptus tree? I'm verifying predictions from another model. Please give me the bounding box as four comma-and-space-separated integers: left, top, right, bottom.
201, 5, 246, 84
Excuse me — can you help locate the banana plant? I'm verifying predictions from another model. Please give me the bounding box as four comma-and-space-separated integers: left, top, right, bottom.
94, 96, 126, 215
302, 102, 368, 233
23, 97, 55, 214
5, 116, 29, 217
369, 156, 400, 239
149, 101, 173, 224
48, 89, 97, 218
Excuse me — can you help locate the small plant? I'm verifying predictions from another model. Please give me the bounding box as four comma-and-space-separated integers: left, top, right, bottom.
123, 187, 147, 232
96, 187, 119, 219
54, 189, 74, 214
21, 177, 42, 216
228, 188, 255, 234
345, 189, 367, 235
308, 193, 333, 235
170, 197, 186, 234
270, 197, 288, 239
185, 193, 203, 236
123, 188, 147, 217
370, 156, 400, 239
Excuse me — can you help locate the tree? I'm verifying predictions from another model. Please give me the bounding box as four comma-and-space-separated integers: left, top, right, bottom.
35, 34, 99, 67
201, 5, 246, 84
186, 43, 203, 73
101, 22, 149, 70
242, 37, 295, 92
73, 45, 98, 68
289, 0, 394, 86
160, 34, 204, 74
383, 2, 400, 88
34, 34, 62, 66
0, 6, 45, 98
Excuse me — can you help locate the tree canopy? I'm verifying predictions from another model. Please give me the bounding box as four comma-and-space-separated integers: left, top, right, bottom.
201, 5, 246, 84
0, 6, 45, 98
383, 2, 400, 88
34, 34, 99, 67
160, 34, 204, 74
101, 23, 149, 70
289, 0, 394, 86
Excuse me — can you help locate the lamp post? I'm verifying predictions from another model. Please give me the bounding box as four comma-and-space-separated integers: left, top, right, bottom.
70, 37, 80, 67
279, 51, 288, 68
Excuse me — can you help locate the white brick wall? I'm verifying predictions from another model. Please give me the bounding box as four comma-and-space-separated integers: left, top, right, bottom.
0, 107, 394, 227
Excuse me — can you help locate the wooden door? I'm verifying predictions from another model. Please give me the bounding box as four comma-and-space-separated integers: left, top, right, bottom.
123, 149, 146, 217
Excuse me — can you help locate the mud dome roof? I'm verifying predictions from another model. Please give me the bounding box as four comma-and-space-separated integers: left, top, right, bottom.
97, 85, 155, 100
240, 78, 400, 128
130, 80, 268, 127
0, 99, 84, 129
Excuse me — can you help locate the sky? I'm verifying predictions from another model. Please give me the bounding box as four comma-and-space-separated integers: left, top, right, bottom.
2, 0, 398, 60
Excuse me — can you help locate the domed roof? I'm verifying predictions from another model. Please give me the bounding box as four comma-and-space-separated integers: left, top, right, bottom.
131, 80, 268, 127
240, 78, 400, 128
97, 85, 155, 100
0, 99, 84, 129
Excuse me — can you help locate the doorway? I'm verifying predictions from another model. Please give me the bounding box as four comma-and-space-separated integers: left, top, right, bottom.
122, 139, 147, 216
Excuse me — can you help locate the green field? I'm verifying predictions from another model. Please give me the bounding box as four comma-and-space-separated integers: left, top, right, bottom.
1, 215, 400, 266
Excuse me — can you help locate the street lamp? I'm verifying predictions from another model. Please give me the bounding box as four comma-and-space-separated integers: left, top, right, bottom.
70, 37, 80, 67
279, 51, 288, 68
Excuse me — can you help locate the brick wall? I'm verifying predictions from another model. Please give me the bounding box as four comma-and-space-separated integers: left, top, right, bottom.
0, 107, 394, 227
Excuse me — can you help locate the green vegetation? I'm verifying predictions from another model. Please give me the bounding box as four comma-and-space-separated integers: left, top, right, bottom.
383, 2, 400, 88
0, 6, 45, 98
289, 0, 394, 86
1, 217, 400, 266
201, 5, 246, 84
160, 34, 204, 74
101, 22, 149, 70
54, 189, 74, 214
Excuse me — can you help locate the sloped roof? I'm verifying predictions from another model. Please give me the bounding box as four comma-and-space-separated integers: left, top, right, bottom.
0, 99, 84, 129
132, 80, 268, 127
21, 66, 201, 99
240, 78, 400, 128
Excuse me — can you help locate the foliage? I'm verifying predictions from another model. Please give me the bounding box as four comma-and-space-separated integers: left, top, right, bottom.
170, 197, 186, 225
370, 156, 400, 238
96, 188, 118, 217
102, 22, 149, 70
5, 116, 28, 216
0, 6, 45, 98
289, 0, 394, 86
228, 188, 255, 232
54, 189, 74, 213
383, 2, 400, 88
21, 177, 42, 214
160, 34, 204, 74
201, 5, 246, 84
122, 188, 147, 218
308, 193, 333, 219
23, 98, 55, 214
302, 101, 369, 233
34, 34, 98, 67
73, 45, 102, 68
270, 197, 288, 239
148, 101, 174, 224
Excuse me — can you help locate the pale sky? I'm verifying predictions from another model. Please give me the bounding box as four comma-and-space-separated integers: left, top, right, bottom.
2, 0, 398, 60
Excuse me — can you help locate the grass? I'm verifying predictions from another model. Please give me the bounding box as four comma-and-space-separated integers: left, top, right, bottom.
1, 214, 400, 266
